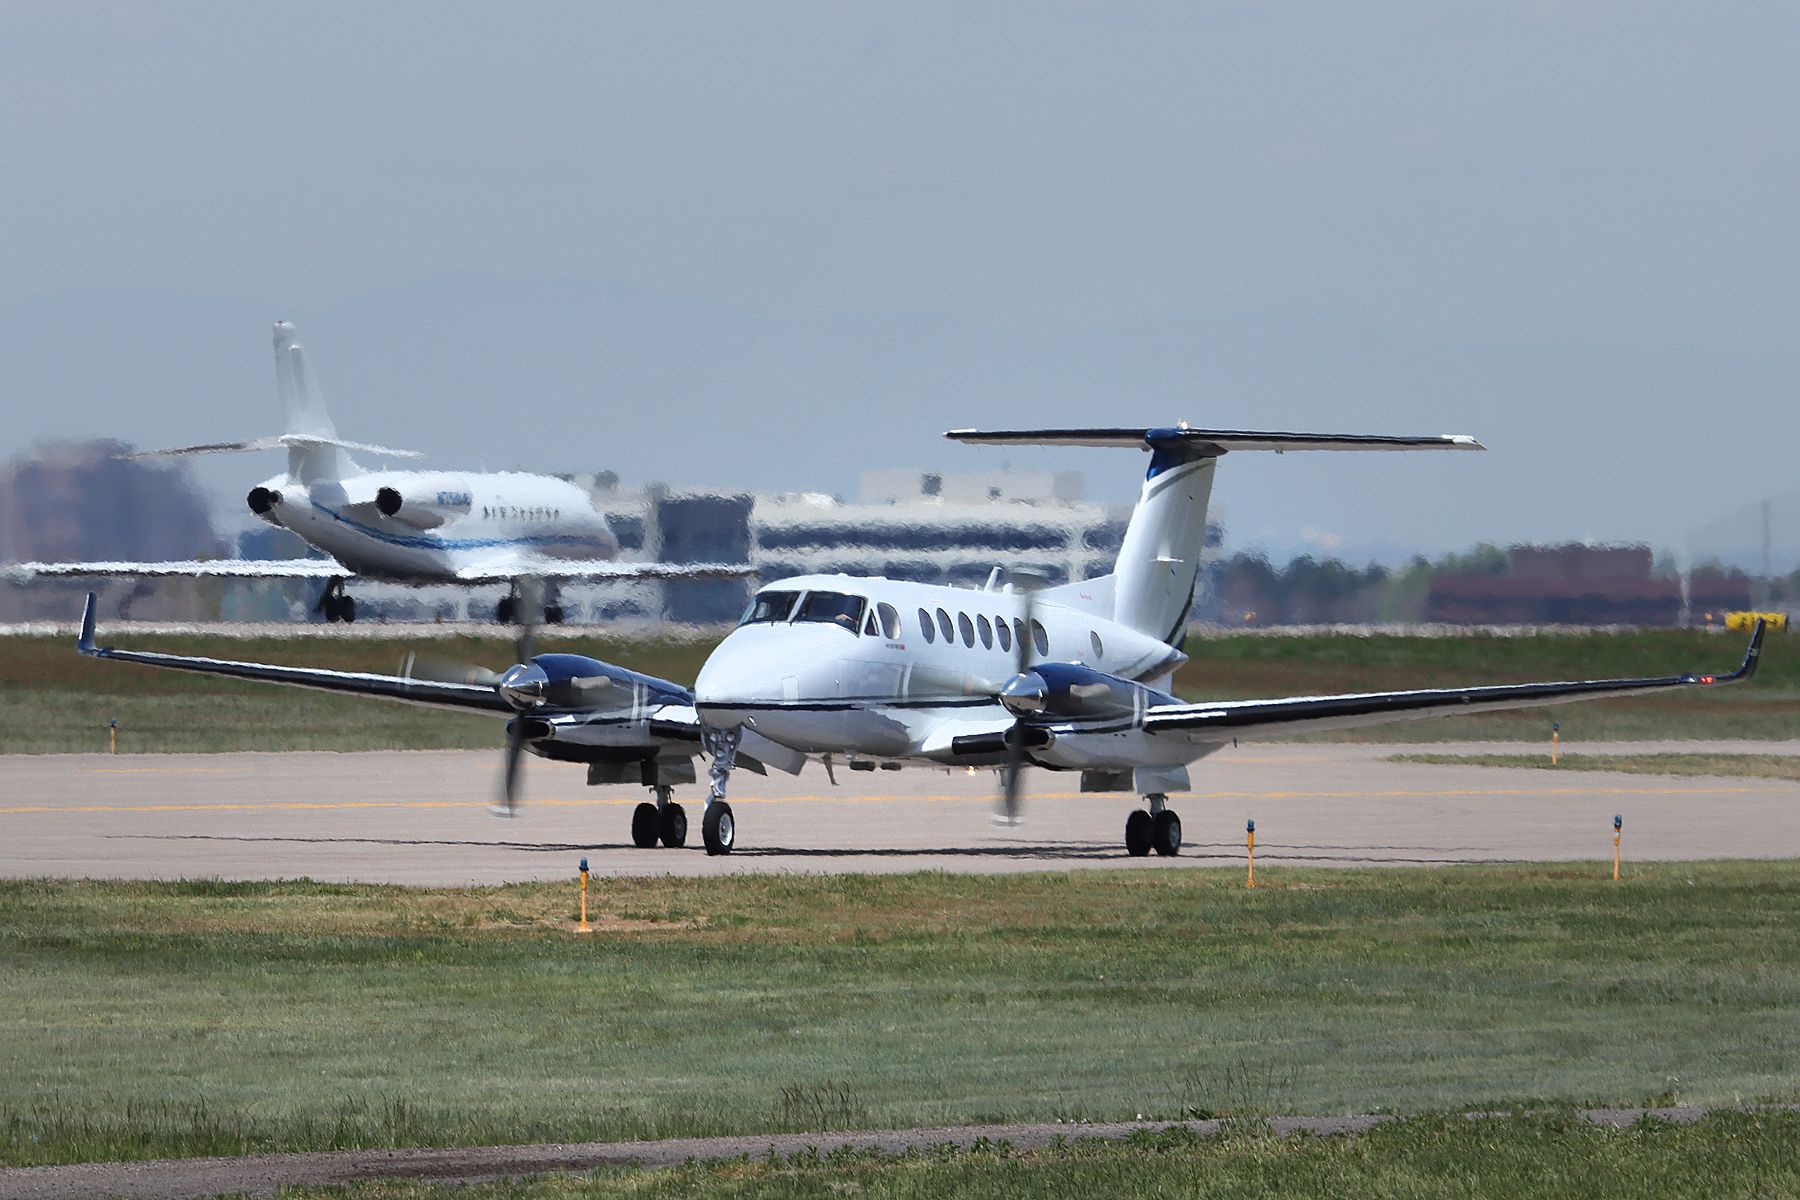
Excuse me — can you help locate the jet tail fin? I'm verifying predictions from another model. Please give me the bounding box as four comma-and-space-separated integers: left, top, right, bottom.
117, 322, 418, 480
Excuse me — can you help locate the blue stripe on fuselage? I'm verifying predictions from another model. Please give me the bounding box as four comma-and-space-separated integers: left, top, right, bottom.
306, 500, 614, 553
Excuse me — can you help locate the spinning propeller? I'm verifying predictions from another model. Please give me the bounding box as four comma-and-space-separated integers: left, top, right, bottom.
992, 579, 1046, 825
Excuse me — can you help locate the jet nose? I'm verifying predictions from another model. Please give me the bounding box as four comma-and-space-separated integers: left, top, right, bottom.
497, 662, 549, 710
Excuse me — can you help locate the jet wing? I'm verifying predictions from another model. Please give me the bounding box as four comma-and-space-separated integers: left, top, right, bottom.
1141, 623, 1766, 743
74, 594, 507, 715
8, 558, 349, 580
452, 562, 757, 584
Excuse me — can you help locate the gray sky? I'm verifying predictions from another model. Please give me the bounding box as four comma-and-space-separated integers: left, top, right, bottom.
2, 2, 1796, 563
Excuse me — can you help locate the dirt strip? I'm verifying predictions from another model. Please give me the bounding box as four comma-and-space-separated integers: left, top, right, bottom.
3, 1105, 1794, 1200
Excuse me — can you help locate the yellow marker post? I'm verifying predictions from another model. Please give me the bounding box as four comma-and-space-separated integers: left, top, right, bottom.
576, 857, 592, 933
108, 719, 117, 754
1551, 721, 1560, 766
1612, 815, 1622, 881
1246, 819, 1256, 889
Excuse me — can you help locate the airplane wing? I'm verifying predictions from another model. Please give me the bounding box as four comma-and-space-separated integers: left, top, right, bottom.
8, 558, 349, 580
1140, 623, 1766, 743
452, 562, 757, 584
74, 594, 508, 714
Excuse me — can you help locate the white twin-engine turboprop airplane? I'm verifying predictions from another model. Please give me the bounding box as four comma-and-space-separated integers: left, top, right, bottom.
74, 426, 1766, 857
11, 321, 741, 623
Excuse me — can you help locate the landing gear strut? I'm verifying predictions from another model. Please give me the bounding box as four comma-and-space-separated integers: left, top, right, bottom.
315, 577, 356, 624
699, 726, 740, 855
1125, 793, 1181, 857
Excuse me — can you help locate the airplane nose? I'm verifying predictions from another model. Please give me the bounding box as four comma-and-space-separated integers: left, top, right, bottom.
694, 636, 787, 728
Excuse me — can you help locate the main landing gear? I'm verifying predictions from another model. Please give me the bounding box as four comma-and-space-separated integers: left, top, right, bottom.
1125, 793, 1182, 857
496, 583, 563, 626
316, 577, 357, 624
631, 785, 687, 848
626, 729, 740, 856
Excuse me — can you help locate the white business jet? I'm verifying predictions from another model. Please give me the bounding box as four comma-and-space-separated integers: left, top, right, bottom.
74, 425, 1765, 856
13, 321, 740, 623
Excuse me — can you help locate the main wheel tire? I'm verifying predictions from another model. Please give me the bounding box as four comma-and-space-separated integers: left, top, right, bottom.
1125, 809, 1152, 857
630, 802, 659, 848
1151, 809, 1182, 857
544, 604, 564, 625
496, 597, 515, 624
702, 801, 735, 856
338, 596, 356, 624
659, 802, 688, 848
322, 595, 342, 623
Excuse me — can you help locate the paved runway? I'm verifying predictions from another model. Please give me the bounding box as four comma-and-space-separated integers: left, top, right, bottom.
3, 742, 1797, 884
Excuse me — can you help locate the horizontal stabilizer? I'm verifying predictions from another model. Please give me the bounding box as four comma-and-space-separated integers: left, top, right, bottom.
122, 434, 422, 460
946, 427, 1483, 454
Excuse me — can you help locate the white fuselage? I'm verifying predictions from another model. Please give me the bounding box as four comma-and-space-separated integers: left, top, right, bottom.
253, 468, 617, 583
694, 573, 1188, 768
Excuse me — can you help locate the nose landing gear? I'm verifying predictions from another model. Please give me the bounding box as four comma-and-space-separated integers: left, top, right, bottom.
699, 726, 741, 855
1125, 794, 1181, 857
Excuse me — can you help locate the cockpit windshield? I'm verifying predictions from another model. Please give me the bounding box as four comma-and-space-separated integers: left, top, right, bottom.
738, 590, 801, 626
793, 590, 868, 633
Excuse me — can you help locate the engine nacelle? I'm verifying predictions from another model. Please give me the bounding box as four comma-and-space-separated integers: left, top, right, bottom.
373, 484, 471, 530
999, 662, 1175, 721
246, 486, 283, 523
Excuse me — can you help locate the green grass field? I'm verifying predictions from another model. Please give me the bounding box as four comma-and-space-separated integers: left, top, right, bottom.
5, 864, 1799, 1168
276, 1113, 1800, 1199
1, 626, 1790, 753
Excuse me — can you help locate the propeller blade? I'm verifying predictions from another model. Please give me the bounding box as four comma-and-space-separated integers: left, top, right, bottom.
994, 574, 1039, 825
400, 652, 503, 687
495, 717, 527, 817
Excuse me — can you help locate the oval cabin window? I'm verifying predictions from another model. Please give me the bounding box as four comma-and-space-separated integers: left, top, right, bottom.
977, 614, 993, 648
995, 617, 1012, 652
1089, 630, 1104, 660
918, 608, 935, 643
1030, 619, 1049, 658
937, 608, 954, 644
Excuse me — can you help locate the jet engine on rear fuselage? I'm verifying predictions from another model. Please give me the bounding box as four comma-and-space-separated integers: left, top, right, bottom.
375, 483, 472, 530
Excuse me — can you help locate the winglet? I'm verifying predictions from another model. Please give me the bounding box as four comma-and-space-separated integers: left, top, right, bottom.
1692, 619, 1765, 686
77, 593, 99, 655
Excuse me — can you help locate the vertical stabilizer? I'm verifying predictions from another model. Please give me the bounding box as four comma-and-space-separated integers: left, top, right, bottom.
272, 321, 356, 484
946, 425, 1484, 647
1112, 441, 1217, 644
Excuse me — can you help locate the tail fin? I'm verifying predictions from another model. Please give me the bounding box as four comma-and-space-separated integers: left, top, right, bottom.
947, 426, 1483, 645
119, 322, 421, 478
273, 321, 353, 484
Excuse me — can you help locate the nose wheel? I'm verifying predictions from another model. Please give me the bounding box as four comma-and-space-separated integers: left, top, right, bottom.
699, 726, 741, 855
1125, 795, 1181, 857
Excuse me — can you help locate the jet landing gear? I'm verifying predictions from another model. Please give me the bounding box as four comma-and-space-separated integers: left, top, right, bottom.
496, 582, 563, 626
315, 577, 356, 624
1125, 794, 1182, 858
631, 786, 687, 849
